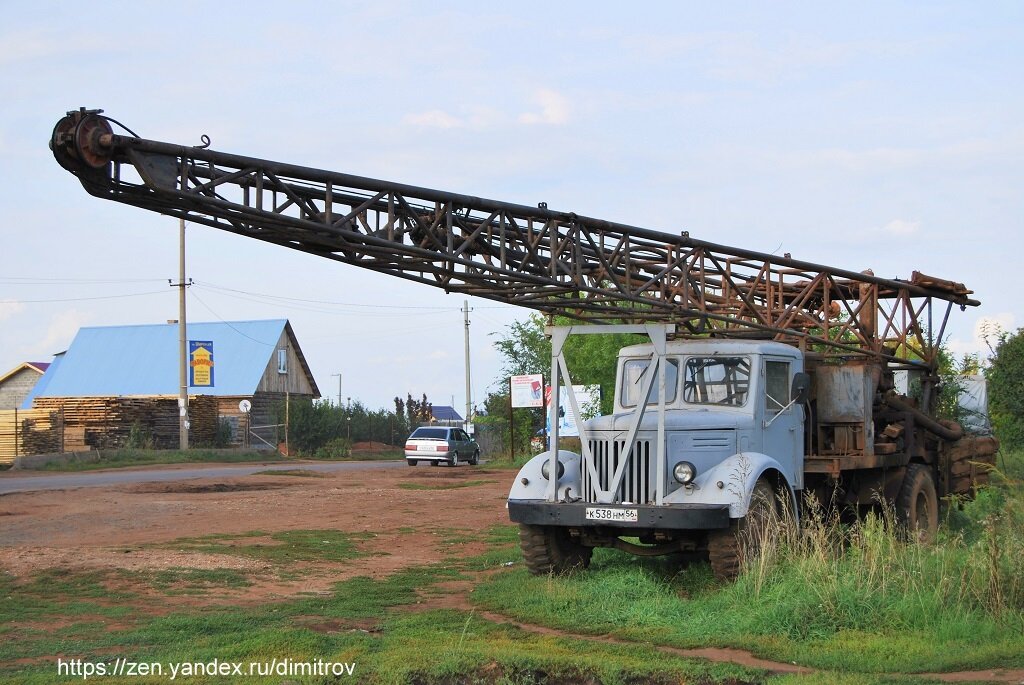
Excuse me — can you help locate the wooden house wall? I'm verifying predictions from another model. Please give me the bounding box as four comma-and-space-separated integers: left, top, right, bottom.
255, 330, 316, 396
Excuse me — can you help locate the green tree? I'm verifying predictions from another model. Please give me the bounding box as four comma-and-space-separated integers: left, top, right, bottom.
493, 313, 552, 379
492, 313, 643, 415
986, 327, 1024, 448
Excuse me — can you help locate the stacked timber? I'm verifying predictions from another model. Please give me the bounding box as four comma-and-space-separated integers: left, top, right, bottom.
30, 396, 219, 450
0, 409, 62, 463
945, 434, 1000, 494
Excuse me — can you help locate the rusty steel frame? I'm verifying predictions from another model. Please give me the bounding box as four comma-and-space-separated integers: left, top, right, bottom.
51, 109, 978, 370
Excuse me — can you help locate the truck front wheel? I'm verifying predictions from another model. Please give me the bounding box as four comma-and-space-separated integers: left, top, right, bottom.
519, 524, 592, 575
707, 479, 779, 581
896, 464, 938, 543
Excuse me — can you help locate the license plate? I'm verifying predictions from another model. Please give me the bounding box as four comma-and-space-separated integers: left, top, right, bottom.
585, 507, 638, 522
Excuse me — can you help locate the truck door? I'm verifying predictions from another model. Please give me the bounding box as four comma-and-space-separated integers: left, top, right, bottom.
763, 358, 803, 488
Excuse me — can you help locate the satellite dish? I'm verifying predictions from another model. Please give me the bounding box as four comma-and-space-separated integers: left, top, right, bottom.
239, 399, 252, 413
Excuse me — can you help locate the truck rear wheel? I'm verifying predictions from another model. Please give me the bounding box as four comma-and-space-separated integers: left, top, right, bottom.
707, 479, 778, 581
519, 524, 592, 575
897, 464, 938, 542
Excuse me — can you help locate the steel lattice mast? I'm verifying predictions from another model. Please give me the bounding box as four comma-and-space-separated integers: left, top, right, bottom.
51, 108, 978, 370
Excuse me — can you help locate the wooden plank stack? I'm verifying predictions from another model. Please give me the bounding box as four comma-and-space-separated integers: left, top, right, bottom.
0, 409, 62, 463
30, 396, 219, 450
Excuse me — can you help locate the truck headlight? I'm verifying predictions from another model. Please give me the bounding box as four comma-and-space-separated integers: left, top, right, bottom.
541, 459, 564, 480
673, 461, 696, 485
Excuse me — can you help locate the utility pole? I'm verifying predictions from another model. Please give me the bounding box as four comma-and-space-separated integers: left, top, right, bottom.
176, 218, 189, 450
463, 300, 472, 433
332, 373, 342, 407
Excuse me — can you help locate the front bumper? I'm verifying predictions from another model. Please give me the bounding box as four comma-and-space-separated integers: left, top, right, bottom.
507, 499, 730, 530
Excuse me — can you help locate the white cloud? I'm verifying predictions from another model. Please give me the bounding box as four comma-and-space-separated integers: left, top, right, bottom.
402, 106, 506, 131
403, 109, 464, 129
518, 89, 570, 125
881, 219, 920, 236
946, 313, 1016, 360
0, 300, 25, 323
33, 309, 91, 357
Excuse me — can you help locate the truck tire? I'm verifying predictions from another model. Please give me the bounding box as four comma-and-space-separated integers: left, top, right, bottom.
519, 524, 592, 575
706, 479, 777, 581
897, 463, 938, 542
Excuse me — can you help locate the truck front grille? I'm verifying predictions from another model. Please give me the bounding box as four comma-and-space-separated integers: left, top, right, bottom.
584, 439, 653, 504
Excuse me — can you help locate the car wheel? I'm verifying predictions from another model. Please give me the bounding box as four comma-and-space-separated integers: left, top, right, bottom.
469, 451, 480, 466
406, 459, 417, 467
449, 452, 458, 467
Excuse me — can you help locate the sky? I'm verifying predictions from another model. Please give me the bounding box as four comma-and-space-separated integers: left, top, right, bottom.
1, 1, 1022, 413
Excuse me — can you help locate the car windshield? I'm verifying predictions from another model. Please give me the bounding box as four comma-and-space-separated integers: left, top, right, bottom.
682, 356, 750, 406
410, 428, 448, 439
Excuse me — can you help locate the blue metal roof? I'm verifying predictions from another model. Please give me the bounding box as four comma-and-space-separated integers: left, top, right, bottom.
23, 320, 289, 406
431, 405, 463, 422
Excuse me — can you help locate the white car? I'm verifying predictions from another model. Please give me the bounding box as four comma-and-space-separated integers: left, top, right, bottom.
404, 427, 480, 466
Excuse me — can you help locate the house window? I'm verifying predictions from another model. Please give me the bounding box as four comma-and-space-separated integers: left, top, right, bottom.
277, 348, 288, 374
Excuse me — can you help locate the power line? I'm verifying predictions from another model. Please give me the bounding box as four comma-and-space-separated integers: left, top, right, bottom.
188, 290, 277, 346
0, 290, 169, 304
0, 276, 166, 285
195, 281, 460, 310
190, 284, 446, 318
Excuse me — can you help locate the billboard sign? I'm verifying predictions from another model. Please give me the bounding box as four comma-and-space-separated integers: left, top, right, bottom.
189, 340, 215, 387
546, 385, 601, 437
510, 374, 544, 408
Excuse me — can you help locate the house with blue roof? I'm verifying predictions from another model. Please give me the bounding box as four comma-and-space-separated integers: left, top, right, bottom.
430, 405, 464, 426
25, 320, 320, 447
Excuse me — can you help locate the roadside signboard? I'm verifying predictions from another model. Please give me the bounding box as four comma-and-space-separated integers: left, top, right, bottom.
510, 374, 544, 408
189, 340, 215, 387
546, 385, 601, 437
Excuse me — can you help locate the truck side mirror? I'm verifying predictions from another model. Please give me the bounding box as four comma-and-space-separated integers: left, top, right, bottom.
791, 372, 811, 404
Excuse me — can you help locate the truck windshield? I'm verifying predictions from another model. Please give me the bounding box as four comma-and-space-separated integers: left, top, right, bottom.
620, 358, 679, 407
682, 357, 750, 406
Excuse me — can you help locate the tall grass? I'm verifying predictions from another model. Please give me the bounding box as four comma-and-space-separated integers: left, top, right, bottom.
738, 452, 1024, 641
474, 449, 1024, 673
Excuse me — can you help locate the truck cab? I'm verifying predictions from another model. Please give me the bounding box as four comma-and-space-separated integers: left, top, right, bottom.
508, 334, 807, 579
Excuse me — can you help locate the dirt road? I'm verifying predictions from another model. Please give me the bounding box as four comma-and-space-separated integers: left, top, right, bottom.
0, 462, 510, 590
0, 459, 404, 495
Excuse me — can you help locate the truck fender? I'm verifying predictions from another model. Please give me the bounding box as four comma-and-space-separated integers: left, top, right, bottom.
664, 452, 797, 520
507, 450, 583, 502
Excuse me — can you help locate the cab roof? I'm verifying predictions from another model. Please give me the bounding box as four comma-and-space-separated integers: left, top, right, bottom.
617, 338, 801, 359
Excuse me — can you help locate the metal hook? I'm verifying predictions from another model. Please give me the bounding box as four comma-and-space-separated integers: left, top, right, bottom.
195, 134, 211, 149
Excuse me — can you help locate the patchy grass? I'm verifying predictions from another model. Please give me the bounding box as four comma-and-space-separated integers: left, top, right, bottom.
1, 563, 759, 685
159, 529, 375, 564
7, 457, 1023, 683
306, 448, 405, 462
143, 568, 253, 594
250, 468, 326, 478
398, 479, 495, 491
35, 448, 280, 472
